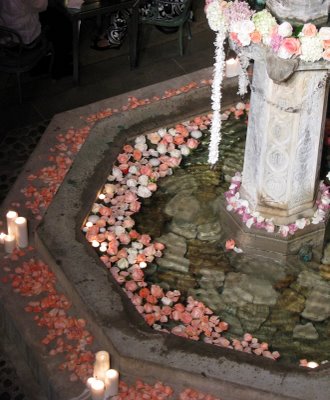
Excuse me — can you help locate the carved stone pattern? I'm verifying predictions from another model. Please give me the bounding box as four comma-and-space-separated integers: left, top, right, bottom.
260, 76, 298, 204
291, 70, 328, 208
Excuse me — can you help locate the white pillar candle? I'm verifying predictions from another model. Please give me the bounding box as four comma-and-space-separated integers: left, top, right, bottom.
15, 217, 28, 248
93, 351, 110, 381
4, 235, 16, 253
86, 376, 97, 389
0, 232, 6, 244
6, 211, 18, 237
105, 369, 119, 398
225, 58, 240, 78
90, 379, 105, 400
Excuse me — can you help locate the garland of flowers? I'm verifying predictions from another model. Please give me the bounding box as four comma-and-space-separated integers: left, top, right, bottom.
208, 30, 226, 165
225, 172, 330, 237
205, 0, 330, 165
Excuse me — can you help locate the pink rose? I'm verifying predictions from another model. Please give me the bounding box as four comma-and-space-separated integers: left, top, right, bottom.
322, 48, 330, 61
117, 153, 130, 164
186, 138, 199, 149
280, 37, 301, 57
125, 280, 138, 292
302, 23, 317, 37
151, 284, 164, 298
139, 234, 151, 246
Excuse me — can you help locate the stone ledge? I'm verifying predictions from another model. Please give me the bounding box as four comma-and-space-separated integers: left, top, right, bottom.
35, 80, 330, 399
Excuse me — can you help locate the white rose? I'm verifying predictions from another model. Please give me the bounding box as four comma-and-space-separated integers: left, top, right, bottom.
179, 145, 190, 156
128, 165, 138, 174
149, 149, 159, 157
126, 178, 137, 187
138, 175, 149, 186
88, 214, 99, 223
191, 130, 202, 139
157, 143, 167, 154
278, 21, 293, 38
157, 128, 167, 137
319, 27, 330, 41
114, 225, 126, 236
134, 142, 147, 152
137, 186, 152, 198
135, 135, 146, 144
104, 183, 116, 195
237, 31, 251, 46
168, 128, 177, 136
240, 20, 255, 34
170, 149, 181, 158
231, 20, 242, 33
117, 258, 129, 270
149, 157, 160, 167
235, 102, 245, 110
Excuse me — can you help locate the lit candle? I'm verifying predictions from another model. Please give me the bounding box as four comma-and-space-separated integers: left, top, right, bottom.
86, 221, 93, 228
307, 361, 319, 369
90, 379, 105, 400
93, 351, 110, 381
92, 240, 100, 248
98, 193, 106, 200
139, 261, 147, 269
104, 369, 119, 398
86, 376, 97, 389
6, 211, 18, 237
0, 232, 6, 244
4, 235, 16, 253
225, 58, 240, 78
14, 217, 28, 248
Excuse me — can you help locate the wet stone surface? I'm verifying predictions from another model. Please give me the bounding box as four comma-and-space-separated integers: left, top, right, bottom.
0, 348, 28, 400
133, 115, 330, 365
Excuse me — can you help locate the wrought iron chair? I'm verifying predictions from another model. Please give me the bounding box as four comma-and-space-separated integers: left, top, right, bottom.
0, 26, 54, 103
139, 0, 192, 56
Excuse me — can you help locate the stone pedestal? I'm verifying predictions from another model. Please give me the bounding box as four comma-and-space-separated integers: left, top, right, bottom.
240, 56, 329, 225
266, 0, 329, 26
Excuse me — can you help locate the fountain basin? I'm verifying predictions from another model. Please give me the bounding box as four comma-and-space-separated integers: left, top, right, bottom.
36, 79, 330, 400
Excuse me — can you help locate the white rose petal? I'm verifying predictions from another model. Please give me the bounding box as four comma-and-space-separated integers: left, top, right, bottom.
135, 143, 148, 152
114, 225, 126, 236
168, 128, 177, 136
129, 165, 138, 174
240, 20, 255, 34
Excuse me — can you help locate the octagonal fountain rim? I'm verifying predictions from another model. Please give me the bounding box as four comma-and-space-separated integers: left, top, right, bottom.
35, 81, 330, 400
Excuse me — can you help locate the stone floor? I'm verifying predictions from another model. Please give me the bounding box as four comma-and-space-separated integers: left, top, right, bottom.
0, 2, 215, 398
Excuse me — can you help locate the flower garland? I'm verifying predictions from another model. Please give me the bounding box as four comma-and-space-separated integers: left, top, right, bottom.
205, 0, 330, 165
225, 172, 330, 237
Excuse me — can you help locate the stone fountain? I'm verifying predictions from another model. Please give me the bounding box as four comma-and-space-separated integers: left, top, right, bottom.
223, 0, 330, 261
33, 2, 330, 400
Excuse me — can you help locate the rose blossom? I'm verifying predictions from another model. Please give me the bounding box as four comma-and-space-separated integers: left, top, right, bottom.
322, 48, 330, 61
278, 37, 301, 59
186, 138, 199, 149
250, 30, 261, 43
319, 27, 330, 41
278, 21, 293, 37
301, 23, 317, 37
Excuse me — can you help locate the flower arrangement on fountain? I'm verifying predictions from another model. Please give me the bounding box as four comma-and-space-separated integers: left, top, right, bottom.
225, 172, 330, 237
204, 0, 330, 165
83, 114, 280, 361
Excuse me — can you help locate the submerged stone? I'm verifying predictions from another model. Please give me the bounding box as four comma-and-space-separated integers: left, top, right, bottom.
276, 289, 306, 314
237, 303, 270, 333
293, 323, 319, 340
302, 285, 330, 322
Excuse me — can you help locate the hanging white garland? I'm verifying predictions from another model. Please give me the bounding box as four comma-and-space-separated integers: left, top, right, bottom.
208, 30, 226, 166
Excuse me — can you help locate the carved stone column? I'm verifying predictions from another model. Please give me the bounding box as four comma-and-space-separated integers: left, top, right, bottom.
266, 0, 329, 26
240, 57, 329, 225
